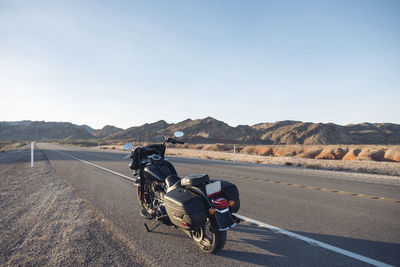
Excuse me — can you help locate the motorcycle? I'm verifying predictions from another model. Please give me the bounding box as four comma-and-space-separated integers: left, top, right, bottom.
123, 131, 241, 253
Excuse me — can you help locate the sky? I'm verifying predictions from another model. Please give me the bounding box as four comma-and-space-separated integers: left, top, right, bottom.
1, 0, 399, 129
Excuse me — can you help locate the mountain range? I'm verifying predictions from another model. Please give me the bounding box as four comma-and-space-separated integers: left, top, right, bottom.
1, 118, 399, 145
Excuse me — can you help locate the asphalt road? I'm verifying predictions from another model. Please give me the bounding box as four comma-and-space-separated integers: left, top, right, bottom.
37, 143, 400, 266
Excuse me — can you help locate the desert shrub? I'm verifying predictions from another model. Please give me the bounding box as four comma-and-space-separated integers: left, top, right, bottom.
234, 146, 243, 153
216, 144, 232, 151
335, 148, 348, 159
369, 150, 386, 161
203, 144, 219, 151
306, 164, 319, 169
192, 144, 204, 150
16, 142, 27, 148
241, 146, 258, 155
253, 146, 273, 156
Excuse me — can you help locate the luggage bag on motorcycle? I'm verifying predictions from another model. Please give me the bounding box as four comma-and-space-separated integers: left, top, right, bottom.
164, 188, 207, 230
220, 180, 240, 213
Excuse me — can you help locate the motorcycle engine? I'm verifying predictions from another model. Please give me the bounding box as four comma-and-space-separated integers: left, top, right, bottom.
150, 181, 169, 221
152, 181, 166, 200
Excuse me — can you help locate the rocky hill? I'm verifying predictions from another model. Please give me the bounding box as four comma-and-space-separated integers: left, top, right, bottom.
107, 120, 170, 141
0, 121, 94, 140
107, 118, 400, 145
92, 125, 122, 138
1, 118, 399, 145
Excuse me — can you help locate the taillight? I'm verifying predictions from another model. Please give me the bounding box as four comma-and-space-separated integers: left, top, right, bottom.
212, 198, 228, 209
229, 200, 235, 207
209, 208, 215, 215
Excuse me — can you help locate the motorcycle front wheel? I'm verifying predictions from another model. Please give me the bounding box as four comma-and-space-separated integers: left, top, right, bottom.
192, 221, 226, 254
137, 185, 153, 214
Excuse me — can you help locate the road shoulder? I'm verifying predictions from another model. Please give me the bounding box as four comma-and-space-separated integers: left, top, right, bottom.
0, 149, 147, 266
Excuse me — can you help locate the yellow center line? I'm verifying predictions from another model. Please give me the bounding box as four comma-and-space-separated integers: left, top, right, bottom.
185, 166, 399, 204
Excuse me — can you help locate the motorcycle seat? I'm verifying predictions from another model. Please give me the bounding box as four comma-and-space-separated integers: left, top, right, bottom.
165, 175, 181, 193
181, 174, 210, 187
166, 175, 180, 187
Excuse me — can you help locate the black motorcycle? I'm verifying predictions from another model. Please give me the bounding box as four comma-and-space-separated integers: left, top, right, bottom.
123, 131, 240, 253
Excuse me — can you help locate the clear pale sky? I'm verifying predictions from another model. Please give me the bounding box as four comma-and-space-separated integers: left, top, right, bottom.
1, 0, 399, 129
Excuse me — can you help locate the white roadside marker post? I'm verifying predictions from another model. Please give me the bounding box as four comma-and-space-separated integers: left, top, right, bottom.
233, 145, 236, 162
31, 142, 34, 167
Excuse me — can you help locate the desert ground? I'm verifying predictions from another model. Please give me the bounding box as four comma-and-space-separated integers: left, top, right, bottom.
93, 143, 400, 176
0, 147, 147, 266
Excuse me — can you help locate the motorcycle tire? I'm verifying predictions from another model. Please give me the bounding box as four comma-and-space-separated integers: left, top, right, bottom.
192, 221, 227, 254
137, 186, 145, 209
137, 185, 153, 214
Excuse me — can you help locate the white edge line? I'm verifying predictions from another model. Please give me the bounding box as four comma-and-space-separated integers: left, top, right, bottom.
52, 149, 137, 184
50, 148, 394, 267
232, 215, 394, 267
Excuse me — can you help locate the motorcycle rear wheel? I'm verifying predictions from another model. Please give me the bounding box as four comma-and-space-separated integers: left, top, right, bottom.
192, 221, 226, 254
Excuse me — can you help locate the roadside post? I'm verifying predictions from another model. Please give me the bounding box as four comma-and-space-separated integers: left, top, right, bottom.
31, 142, 34, 167
233, 145, 236, 162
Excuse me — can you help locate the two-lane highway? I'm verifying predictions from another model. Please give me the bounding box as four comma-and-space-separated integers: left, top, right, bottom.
38, 143, 400, 266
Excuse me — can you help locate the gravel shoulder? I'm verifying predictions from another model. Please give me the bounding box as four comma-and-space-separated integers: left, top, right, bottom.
0, 148, 147, 266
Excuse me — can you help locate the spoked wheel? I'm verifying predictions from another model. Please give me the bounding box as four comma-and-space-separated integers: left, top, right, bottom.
192, 220, 227, 254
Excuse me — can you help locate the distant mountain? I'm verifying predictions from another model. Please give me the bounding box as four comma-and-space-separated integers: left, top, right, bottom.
108, 120, 170, 141
0, 121, 94, 140
79, 124, 96, 134
160, 117, 258, 143
255, 121, 354, 145
107, 117, 400, 145
93, 125, 123, 138
1, 118, 399, 144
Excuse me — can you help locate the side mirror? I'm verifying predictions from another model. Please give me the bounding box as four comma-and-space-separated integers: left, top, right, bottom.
174, 131, 184, 138
123, 142, 133, 151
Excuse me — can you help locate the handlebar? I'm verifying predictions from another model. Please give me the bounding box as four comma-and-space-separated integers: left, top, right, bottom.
163, 138, 185, 146
128, 137, 185, 168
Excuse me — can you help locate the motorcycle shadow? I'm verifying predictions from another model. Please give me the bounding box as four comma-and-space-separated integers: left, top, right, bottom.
217, 223, 285, 266
217, 222, 399, 266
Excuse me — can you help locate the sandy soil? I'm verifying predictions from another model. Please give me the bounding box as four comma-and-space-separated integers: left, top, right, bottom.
0, 148, 147, 266
92, 144, 400, 176
165, 148, 400, 177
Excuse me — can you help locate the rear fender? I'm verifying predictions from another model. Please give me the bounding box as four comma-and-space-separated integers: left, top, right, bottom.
187, 186, 236, 231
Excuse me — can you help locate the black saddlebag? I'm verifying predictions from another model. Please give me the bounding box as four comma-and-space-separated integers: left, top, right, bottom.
164, 188, 207, 230
220, 180, 240, 213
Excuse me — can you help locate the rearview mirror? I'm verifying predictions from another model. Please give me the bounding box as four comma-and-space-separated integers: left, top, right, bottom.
174, 131, 184, 138
123, 142, 133, 151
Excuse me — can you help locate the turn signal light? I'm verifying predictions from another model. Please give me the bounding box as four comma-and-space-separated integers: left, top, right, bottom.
229, 200, 235, 207
209, 208, 215, 215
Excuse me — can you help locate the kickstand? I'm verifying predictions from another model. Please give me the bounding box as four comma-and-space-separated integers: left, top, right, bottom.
144, 221, 162, 232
